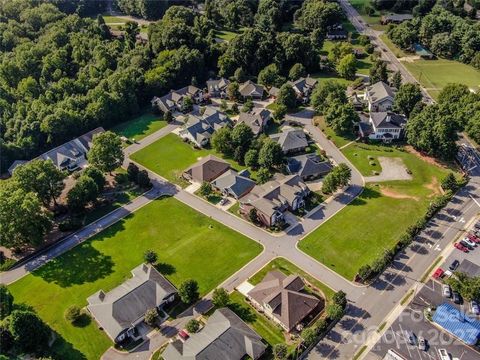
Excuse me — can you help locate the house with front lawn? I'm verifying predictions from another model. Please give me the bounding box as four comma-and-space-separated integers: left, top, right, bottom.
286, 153, 333, 180
237, 108, 271, 136
211, 169, 256, 199
247, 270, 321, 332
152, 85, 204, 114
358, 112, 407, 143
270, 128, 309, 154
179, 107, 232, 147
288, 76, 318, 103
87, 264, 177, 344
162, 307, 267, 360
365, 81, 395, 112
183, 155, 230, 183
206, 77, 230, 98
240, 174, 310, 227
239, 80, 265, 100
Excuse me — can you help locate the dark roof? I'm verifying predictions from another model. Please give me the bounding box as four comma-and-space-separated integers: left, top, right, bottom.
239, 80, 264, 97
206, 78, 230, 93
288, 77, 317, 95
370, 112, 407, 129
270, 129, 308, 152
287, 154, 332, 178
247, 270, 320, 331
211, 169, 256, 199
383, 13, 413, 22
87, 264, 177, 341
163, 308, 267, 360
433, 303, 480, 345
327, 29, 348, 37
184, 155, 230, 182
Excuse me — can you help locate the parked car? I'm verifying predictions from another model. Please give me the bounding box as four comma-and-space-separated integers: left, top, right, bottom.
405, 330, 416, 345
460, 240, 474, 250
438, 348, 451, 360
454, 242, 468, 252
474, 222, 480, 230
470, 300, 479, 315
432, 268, 444, 279
462, 237, 476, 248
452, 291, 462, 304
449, 260, 460, 271
443, 284, 452, 298
418, 336, 427, 351
218, 198, 228, 206
467, 233, 480, 242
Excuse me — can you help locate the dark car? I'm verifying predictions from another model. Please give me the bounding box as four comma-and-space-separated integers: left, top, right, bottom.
452, 291, 462, 304
449, 260, 460, 271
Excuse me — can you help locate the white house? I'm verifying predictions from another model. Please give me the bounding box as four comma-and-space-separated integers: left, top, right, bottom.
365, 81, 395, 112
359, 112, 407, 142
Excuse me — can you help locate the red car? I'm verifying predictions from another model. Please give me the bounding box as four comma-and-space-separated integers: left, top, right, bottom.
432, 268, 444, 279
467, 233, 480, 243
454, 242, 469, 252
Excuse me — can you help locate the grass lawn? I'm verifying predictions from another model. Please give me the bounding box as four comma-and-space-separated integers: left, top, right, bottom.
299, 131, 454, 280
8, 197, 262, 360
215, 27, 247, 42
402, 59, 480, 100
315, 116, 356, 148
130, 133, 255, 186
102, 15, 126, 24
111, 112, 167, 141
379, 34, 409, 58
348, 0, 389, 31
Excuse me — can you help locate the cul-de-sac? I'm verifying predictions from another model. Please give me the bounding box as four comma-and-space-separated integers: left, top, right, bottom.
1, 0, 480, 359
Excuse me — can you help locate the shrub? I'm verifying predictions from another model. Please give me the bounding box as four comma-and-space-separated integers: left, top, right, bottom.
144, 308, 158, 326
186, 319, 200, 333
332, 290, 347, 308
64, 305, 82, 323
144, 249, 158, 264
212, 288, 230, 308
273, 343, 288, 359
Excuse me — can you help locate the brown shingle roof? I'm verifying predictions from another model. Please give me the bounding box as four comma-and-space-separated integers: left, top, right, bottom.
184, 155, 230, 182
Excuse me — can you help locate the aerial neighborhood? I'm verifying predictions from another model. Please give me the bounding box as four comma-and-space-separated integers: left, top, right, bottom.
1, 1, 480, 360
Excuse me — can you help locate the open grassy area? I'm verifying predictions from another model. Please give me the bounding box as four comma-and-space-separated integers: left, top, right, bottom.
214, 27, 247, 42
111, 112, 167, 141
8, 197, 262, 360
130, 133, 254, 186
102, 15, 127, 24
299, 131, 454, 280
402, 59, 480, 100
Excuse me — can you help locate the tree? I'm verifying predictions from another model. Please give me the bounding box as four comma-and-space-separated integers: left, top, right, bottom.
67, 176, 99, 212
273, 104, 288, 121
276, 84, 297, 110
445, 272, 480, 301
393, 83, 422, 117
322, 164, 351, 193
212, 288, 230, 308
178, 279, 199, 304
289, 63, 306, 80
441, 173, 458, 192
324, 102, 359, 135
12, 159, 66, 207
257, 63, 283, 88
83, 167, 106, 192
137, 170, 152, 189
336, 54, 357, 80
242, 99, 254, 112
369, 59, 388, 83
230, 103, 239, 114
254, 0, 281, 32
144, 249, 158, 264
186, 319, 200, 333
64, 305, 82, 323
164, 110, 174, 123
127, 162, 140, 182
248, 208, 259, 224
326, 303, 344, 321
0, 286, 13, 320
273, 343, 288, 360
227, 82, 241, 101
231, 123, 254, 151
181, 97, 194, 113
8, 310, 50, 354
295, 0, 342, 33
144, 308, 158, 326
256, 168, 272, 184
0, 187, 52, 249
391, 71, 402, 89
258, 140, 283, 169
234, 68, 247, 82
311, 81, 347, 114
199, 182, 213, 197
301, 327, 318, 347
332, 290, 347, 308
0, 324, 13, 355
244, 149, 259, 169
88, 131, 124, 174
212, 127, 234, 155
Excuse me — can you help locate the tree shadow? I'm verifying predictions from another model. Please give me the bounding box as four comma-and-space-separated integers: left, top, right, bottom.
50, 330, 88, 360
72, 313, 91, 328
155, 262, 176, 275
33, 242, 114, 287
227, 302, 257, 323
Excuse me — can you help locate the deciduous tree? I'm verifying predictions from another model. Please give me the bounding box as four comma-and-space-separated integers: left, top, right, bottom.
178, 279, 199, 304
88, 131, 124, 174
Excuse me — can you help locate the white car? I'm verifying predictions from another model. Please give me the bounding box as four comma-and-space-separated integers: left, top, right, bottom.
463, 237, 476, 248
471, 300, 480, 315
442, 284, 451, 298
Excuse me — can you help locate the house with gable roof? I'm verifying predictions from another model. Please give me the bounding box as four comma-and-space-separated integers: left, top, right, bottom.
151, 85, 204, 114
237, 108, 271, 136
239, 80, 265, 100
179, 107, 232, 147
287, 76, 318, 103
206, 77, 230, 98
358, 112, 407, 142
365, 81, 395, 112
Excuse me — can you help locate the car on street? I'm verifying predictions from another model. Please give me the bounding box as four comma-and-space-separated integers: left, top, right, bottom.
443, 284, 451, 298
470, 300, 479, 315
449, 260, 459, 271
418, 336, 427, 351
454, 242, 468, 252
432, 268, 444, 279
462, 237, 476, 248
460, 240, 474, 250
452, 291, 462, 304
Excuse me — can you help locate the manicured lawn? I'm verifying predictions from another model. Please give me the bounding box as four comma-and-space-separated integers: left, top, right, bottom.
402, 59, 480, 100
8, 197, 262, 360
130, 133, 253, 186
111, 112, 167, 141
299, 132, 454, 280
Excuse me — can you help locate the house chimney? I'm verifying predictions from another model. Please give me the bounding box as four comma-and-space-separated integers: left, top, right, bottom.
142, 263, 149, 273
98, 290, 105, 302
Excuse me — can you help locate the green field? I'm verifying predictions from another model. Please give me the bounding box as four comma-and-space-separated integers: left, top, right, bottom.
130, 133, 252, 185
111, 113, 167, 141
101, 15, 126, 24
348, 0, 389, 31
8, 197, 262, 360
299, 134, 453, 280
402, 59, 480, 100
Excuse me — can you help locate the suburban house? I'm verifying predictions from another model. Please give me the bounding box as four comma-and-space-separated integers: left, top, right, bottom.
206, 77, 230, 98
239, 80, 265, 100
87, 264, 177, 344
211, 169, 256, 199
358, 112, 407, 142
237, 108, 272, 136
365, 81, 395, 112
162, 308, 267, 360
8, 127, 105, 175
349, 92, 365, 110
268, 86, 280, 98
288, 76, 318, 102
179, 107, 232, 147
183, 155, 230, 183
151, 85, 204, 113
270, 129, 309, 154
247, 270, 321, 332
239, 174, 310, 227
380, 13, 413, 24
286, 153, 333, 180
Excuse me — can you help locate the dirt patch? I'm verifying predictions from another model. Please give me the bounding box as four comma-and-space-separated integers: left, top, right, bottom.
405, 146, 449, 169
380, 186, 419, 201
399, 55, 421, 62
365, 157, 412, 182
424, 176, 443, 197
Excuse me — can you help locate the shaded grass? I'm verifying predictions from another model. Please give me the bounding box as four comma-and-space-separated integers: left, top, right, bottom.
315, 116, 356, 149
111, 112, 166, 141
8, 197, 262, 360
380, 34, 409, 58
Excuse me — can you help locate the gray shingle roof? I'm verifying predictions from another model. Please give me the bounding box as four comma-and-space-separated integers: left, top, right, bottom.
163, 308, 266, 360
370, 112, 407, 129
270, 129, 308, 152
206, 78, 230, 93
239, 80, 265, 98
286, 154, 332, 178
288, 77, 317, 95
237, 108, 271, 136
366, 81, 395, 105
211, 169, 255, 199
